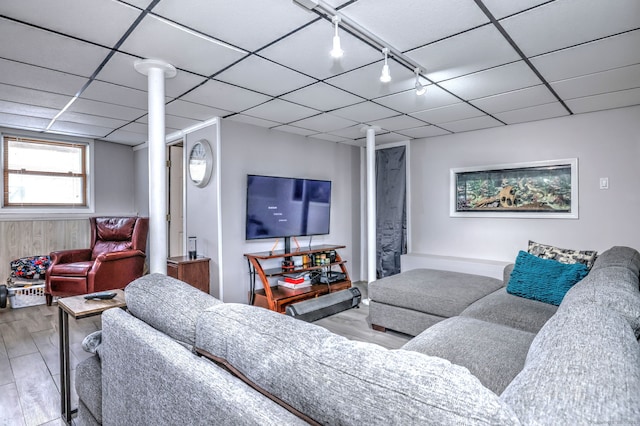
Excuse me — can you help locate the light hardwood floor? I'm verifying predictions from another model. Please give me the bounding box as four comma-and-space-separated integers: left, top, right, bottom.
0, 282, 409, 425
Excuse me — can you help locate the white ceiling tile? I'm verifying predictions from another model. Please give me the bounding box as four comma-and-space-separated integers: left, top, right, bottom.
470, 85, 557, 114
0, 19, 110, 77
407, 25, 520, 82
374, 132, 410, 144
68, 98, 146, 121
216, 56, 316, 97
180, 79, 271, 113
374, 86, 460, 114
340, 0, 488, 51
310, 133, 348, 143
0, 83, 72, 109
120, 14, 247, 76
50, 120, 115, 138
233, 116, 288, 130
165, 100, 230, 121
410, 103, 485, 124
440, 61, 541, 100
551, 64, 640, 101
118, 122, 150, 135
289, 113, 358, 133
96, 52, 206, 99
438, 116, 504, 133
259, 20, 381, 80
329, 125, 367, 139
482, 0, 550, 20
58, 111, 129, 129
152, 0, 315, 51
0, 58, 88, 96
326, 61, 423, 100
0, 100, 58, 120
100, 129, 146, 146
531, 30, 640, 82
242, 99, 318, 123
80, 81, 151, 110
137, 114, 201, 132
122, 0, 151, 9
271, 125, 318, 137
494, 102, 569, 125
0, 0, 140, 47
501, 0, 640, 56
369, 115, 427, 132
397, 125, 451, 139
331, 101, 397, 123
0, 112, 49, 131
565, 88, 640, 114
282, 83, 364, 112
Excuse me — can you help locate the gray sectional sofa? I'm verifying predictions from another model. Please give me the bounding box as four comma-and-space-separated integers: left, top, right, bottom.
75, 246, 640, 425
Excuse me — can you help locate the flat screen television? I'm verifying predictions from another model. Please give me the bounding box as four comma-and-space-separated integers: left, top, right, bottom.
245, 174, 331, 241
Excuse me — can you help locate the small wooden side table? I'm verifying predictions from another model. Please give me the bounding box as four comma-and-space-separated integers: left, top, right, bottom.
167, 256, 210, 293
57, 290, 126, 424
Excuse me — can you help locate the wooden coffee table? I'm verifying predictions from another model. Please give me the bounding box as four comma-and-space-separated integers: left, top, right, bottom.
57, 290, 126, 424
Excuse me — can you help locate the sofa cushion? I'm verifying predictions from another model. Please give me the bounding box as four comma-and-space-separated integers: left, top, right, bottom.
369, 268, 504, 318
501, 303, 640, 424
196, 303, 520, 425
590, 245, 640, 277
125, 273, 221, 347
561, 266, 640, 337
403, 316, 536, 395
506, 251, 589, 306
528, 240, 597, 269
49, 261, 93, 277
461, 288, 558, 333
75, 355, 102, 423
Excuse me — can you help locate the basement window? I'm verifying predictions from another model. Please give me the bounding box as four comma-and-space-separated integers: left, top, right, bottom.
2, 135, 90, 209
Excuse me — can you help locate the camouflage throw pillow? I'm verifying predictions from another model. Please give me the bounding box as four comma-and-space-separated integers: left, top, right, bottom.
528, 241, 597, 270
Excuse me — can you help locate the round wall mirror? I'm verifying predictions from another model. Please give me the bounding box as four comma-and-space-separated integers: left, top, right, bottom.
188, 139, 213, 188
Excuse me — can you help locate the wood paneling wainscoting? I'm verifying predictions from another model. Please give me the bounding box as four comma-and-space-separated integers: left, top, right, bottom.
0, 220, 90, 282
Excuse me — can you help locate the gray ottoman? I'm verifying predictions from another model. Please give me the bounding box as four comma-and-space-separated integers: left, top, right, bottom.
369, 269, 504, 336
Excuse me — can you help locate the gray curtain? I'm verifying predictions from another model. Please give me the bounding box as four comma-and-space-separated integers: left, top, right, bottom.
376, 146, 407, 278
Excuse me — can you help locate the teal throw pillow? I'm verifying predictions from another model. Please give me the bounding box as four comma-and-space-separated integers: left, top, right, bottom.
507, 250, 589, 306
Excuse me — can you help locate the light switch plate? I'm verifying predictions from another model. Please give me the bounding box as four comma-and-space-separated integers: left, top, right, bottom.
599, 177, 609, 190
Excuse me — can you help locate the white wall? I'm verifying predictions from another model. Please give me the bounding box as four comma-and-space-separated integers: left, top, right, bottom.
409, 105, 640, 264
219, 119, 361, 304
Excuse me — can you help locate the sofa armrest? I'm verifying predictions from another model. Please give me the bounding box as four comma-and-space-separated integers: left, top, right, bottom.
503, 263, 515, 285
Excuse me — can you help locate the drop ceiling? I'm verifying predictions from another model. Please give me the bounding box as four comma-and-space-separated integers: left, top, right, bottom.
0, 0, 638, 146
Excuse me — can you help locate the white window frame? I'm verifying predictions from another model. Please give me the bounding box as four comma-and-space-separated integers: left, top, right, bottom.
0, 131, 95, 220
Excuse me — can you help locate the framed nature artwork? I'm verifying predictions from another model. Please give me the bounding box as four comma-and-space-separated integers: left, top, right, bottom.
450, 158, 578, 219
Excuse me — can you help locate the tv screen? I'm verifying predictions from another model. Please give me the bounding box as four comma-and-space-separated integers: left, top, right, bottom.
246, 175, 331, 240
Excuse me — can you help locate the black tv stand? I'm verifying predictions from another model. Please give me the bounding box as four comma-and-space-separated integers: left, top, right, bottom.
284, 236, 292, 261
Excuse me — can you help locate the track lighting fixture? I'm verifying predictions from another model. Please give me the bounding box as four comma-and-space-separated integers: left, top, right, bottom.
330, 16, 344, 58
414, 67, 427, 95
380, 47, 391, 83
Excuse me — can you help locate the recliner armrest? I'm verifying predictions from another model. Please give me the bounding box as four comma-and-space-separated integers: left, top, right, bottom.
95, 250, 145, 263
49, 249, 93, 265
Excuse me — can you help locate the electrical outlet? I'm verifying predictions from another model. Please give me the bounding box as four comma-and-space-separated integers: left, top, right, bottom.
599, 177, 609, 190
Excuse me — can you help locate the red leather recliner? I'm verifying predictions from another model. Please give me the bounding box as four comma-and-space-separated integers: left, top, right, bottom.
45, 217, 149, 305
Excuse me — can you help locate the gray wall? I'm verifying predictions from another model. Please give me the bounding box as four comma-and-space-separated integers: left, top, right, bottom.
408, 105, 640, 263
185, 123, 221, 298
133, 145, 149, 217
219, 119, 361, 304
94, 140, 136, 215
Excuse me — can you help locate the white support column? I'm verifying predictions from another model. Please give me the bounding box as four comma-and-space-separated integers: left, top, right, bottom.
135, 59, 177, 274
360, 126, 380, 292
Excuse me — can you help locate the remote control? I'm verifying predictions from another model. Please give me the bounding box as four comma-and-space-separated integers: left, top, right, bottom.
84, 291, 117, 300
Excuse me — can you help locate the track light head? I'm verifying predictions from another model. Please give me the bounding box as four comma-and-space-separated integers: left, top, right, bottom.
414, 67, 427, 95
380, 47, 391, 83
330, 16, 343, 58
